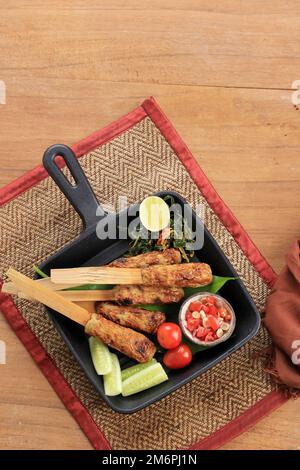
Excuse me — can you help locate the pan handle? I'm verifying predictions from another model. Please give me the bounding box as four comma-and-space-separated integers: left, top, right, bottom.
43, 144, 105, 230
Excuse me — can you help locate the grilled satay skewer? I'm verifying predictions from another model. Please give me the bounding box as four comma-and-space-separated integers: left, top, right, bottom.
3, 249, 184, 301
85, 313, 156, 362
59, 285, 184, 304
141, 263, 212, 287
6, 269, 156, 363
51, 263, 213, 288
96, 302, 166, 334
112, 285, 184, 305
109, 248, 181, 268
2, 282, 184, 304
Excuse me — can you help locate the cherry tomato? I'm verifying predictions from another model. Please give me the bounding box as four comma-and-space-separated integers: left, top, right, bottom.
195, 326, 205, 338
186, 309, 195, 319
187, 317, 200, 332
208, 305, 218, 316
201, 304, 210, 314
196, 326, 210, 339
218, 307, 227, 319
189, 301, 202, 312
207, 315, 219, 331
163, 344, 192, 369
206, 295, 216, 305
205, 332, 215, 342
157, 323, 182, 350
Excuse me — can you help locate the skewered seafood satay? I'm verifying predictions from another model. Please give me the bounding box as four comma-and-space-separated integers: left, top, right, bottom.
7, 269, 157, 364
51, 263, 213, 287
113, 285, 184, 305
142, 263, 212, 288
85, 313, 156, 363
109, 248, 181, 268
2, 281, 184, 304
96, 302, 166, 334
3, 250, 184, 302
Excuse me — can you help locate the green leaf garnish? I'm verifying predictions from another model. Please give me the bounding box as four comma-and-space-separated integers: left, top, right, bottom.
127, 195, 194, 261
63, 284, 115, 291
184, 275, 235, 297
136, 304, 170, 313
208, 275, 236, 293
33, 264, 48, 278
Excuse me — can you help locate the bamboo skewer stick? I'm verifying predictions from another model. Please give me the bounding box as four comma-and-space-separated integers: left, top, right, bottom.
2, 278, 92, 301
32, 277, 82, 291
2, 278, 82, 295
6, 269, 91, 326
1, 282, 18, 294
58, 290, 114, 301
51, 267, 142, 285
2, 280, 116, 302
50, 263, 213, 288
75, 301, 96, 313
6, 289, 115, 302
5, 270, 156, 364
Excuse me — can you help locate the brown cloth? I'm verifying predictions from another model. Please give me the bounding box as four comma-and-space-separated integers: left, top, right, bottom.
264, 239, 300, 391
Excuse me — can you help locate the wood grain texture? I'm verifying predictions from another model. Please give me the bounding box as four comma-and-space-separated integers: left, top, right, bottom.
0, 1, 299, 450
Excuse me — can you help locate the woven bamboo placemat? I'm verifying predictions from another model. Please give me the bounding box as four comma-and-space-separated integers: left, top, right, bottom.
0, 98, 287, 450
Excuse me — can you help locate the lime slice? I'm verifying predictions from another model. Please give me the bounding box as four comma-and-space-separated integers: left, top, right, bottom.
103, 353, 122, 396
89, 337, 112, 375
121, 359, 157, 382
139, 196, 170, 232
122, 363, 168, 397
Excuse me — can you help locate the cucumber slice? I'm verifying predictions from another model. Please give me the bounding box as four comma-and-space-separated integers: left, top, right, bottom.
103, 353, 122, 396
122, 363, 168, 397
121, 359, 157, 382
89, 337, 112, 375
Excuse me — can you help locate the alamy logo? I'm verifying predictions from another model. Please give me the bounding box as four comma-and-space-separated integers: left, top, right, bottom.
0, 80, 6, 104
291, 340, 300, 366
291, 80, 300, 106
0, 340, 6, 364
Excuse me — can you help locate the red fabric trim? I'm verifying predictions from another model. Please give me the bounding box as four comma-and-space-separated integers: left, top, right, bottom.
0, 97, 285, 450
189, 390, 288, 450
0, 106, 146, 207
0, 281, 111, 450
0, 165, 49, 208
71, 106, 146, 158
142, 97, 277, 288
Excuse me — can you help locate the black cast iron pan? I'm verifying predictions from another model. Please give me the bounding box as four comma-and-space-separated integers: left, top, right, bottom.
40, 144, 260, 413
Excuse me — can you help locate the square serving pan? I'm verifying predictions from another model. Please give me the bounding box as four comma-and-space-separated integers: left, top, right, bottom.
39, 144, 261, 413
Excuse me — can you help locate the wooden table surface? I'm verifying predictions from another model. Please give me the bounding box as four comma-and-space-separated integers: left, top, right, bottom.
0, 1, 299, 450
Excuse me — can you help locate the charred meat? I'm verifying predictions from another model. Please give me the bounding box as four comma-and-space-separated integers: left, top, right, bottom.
112, 285, 184, 305
95, 302, 166, 334
141, 263, 212, 288
85, 313, 156, 363
109, 248, 181, 268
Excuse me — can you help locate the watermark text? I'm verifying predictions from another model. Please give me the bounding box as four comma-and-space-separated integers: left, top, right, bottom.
95, 197, 204, 251
0, 340, 6, 364
0, 80, 6, 105
291, 339, 300, 365
291, 80, 300, 106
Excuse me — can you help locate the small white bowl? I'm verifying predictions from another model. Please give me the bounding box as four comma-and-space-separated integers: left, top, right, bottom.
179, 292, 236, 347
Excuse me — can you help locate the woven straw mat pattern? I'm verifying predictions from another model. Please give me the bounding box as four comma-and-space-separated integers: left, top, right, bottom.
0, 117, 275, 450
